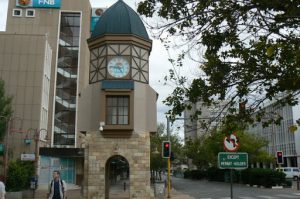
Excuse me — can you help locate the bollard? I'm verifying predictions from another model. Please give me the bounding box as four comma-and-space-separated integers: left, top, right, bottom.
124, 182, 126, 191
297, 178, 300, 190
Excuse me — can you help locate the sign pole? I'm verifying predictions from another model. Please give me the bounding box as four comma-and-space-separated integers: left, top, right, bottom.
230, 169, 233, 199
221, 131, 246, 199
166, 117, 171, 198
167, 157, 171, 198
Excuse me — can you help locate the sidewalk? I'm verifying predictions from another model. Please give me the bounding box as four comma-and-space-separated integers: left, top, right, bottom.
20, 182, 194, 199
22, 184, 83, 199
152, 182, 194, 199
162, 188, 195, 199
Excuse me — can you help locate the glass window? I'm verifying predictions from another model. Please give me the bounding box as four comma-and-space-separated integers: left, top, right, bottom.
106, 96, 129, 125
12, 9, 22, 17
54, 12, 81, 146
26, 9, 35, 17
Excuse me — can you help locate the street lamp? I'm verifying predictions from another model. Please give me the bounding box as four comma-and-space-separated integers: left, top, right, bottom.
26, 128, 48, 180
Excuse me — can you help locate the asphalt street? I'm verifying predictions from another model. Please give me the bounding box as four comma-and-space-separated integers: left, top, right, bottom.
171, 177, 300, 199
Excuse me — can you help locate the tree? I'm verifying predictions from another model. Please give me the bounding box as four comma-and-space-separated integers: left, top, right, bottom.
235, 131, 274, 164
184, 137, 216, 170
138, 0, 300, 126
150, 123, 167, 173
6, 159, 35, 191
184, 128, 274, 169
0, 80, 13, 141
150, 122, 184, 181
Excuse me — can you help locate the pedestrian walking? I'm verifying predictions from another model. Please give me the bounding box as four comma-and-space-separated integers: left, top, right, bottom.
48, 170, 67, 199
0, 180, 5, 199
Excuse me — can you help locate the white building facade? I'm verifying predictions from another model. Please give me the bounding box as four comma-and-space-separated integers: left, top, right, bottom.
184, 101, 228, 141
248, 102, 299, 167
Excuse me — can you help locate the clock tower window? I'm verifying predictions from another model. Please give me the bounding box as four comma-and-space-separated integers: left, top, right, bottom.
106, 96, 129, 125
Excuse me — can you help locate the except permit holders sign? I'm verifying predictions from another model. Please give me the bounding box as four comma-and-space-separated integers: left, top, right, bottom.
16, 0, 61, 8
218, 152, 248, 169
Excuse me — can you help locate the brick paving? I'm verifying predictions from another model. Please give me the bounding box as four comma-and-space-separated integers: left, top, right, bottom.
18, 183, 193, 199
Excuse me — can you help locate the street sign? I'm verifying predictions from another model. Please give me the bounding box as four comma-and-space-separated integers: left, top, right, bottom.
223, 133, 240, 152
21, 153, 35, 161
218, 152, 248, 169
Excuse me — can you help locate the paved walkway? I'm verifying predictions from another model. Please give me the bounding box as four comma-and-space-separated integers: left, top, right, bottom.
21, 184, 83, 199
19, 182, 193, 199
109, 179, 130, 199
161, 188, 194, 199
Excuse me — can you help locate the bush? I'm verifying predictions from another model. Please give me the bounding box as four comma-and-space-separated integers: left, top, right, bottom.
241, 168, 286, 188
283, 179, 292, 187
184, 170, 206, 179
206, 167, 226, 181
184, 167, 286, 188
6, 160, 35, 191
184, 170, 191, 178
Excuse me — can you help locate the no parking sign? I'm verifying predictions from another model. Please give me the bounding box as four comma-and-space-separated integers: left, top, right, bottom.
223, 133, 240, 152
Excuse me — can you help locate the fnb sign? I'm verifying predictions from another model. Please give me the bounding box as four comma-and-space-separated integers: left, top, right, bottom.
16, 0, 61, 8
37, 0, 57, 6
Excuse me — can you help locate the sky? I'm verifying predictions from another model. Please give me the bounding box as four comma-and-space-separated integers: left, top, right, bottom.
0, 0, 198, 138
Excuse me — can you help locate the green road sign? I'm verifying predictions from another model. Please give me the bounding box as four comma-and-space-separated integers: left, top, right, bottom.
218, 152, 248, 169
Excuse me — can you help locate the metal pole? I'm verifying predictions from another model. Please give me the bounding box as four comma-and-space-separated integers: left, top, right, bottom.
230, 169, 233, 199
166, 116, 171, 198
167, 157, 171, 198
167, 117, 170, 140
3, 117, 10, 183
34, 129, 39, 178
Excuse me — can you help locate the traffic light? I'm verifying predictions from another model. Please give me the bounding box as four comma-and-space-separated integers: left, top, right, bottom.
162, 141, 171, 158
170, 152, 175, 161
276, 151, 283, 164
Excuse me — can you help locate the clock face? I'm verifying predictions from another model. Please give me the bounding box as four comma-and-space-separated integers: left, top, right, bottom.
107, 57, 130, 78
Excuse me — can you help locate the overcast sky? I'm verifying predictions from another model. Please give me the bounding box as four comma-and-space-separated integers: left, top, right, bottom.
0, 0, 198, 137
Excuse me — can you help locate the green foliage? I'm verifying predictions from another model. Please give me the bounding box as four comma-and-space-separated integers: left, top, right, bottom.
6, 160, 35, 191
184, 128, 274, 169
183, 169, 206, 179
237, 132, 274, 164
206, 167, 227, 182
0, 80, 13, 141
184, 135, 223, 169
241, 168, 286, 188
138, 0, 300, 126
185, 168, 286, 188
150, 123, 184, 172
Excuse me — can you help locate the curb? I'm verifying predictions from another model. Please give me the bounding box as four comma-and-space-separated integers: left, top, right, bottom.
271, 186, 283, 189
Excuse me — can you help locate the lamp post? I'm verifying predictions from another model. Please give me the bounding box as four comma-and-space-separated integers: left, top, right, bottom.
26, 128, 48, 180
166, 117, 171, 198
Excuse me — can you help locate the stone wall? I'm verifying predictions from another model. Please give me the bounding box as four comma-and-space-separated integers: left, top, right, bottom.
83, 131, 154, 199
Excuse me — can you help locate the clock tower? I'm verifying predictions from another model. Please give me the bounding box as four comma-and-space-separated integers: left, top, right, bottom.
82, 1, 157, 198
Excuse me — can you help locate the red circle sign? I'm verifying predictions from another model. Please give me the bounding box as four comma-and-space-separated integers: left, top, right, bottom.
223, 133, 240, 152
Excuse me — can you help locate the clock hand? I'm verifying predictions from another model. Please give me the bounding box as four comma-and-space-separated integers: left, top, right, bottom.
114, 64, 123, 73
118, 66, 123, 73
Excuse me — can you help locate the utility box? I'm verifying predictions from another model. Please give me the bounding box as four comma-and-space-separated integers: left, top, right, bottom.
154, 182, 165, 199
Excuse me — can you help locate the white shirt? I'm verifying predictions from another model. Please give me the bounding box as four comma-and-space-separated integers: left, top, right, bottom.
0, 181, 6, 199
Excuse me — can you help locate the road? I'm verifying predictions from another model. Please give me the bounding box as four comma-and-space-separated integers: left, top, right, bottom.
171, 177, 300, 199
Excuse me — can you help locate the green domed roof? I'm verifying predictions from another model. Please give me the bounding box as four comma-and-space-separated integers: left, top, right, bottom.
91, 0, 150, 41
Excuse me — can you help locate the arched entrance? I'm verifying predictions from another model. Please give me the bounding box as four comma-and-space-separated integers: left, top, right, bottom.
105, 155, 129, 199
